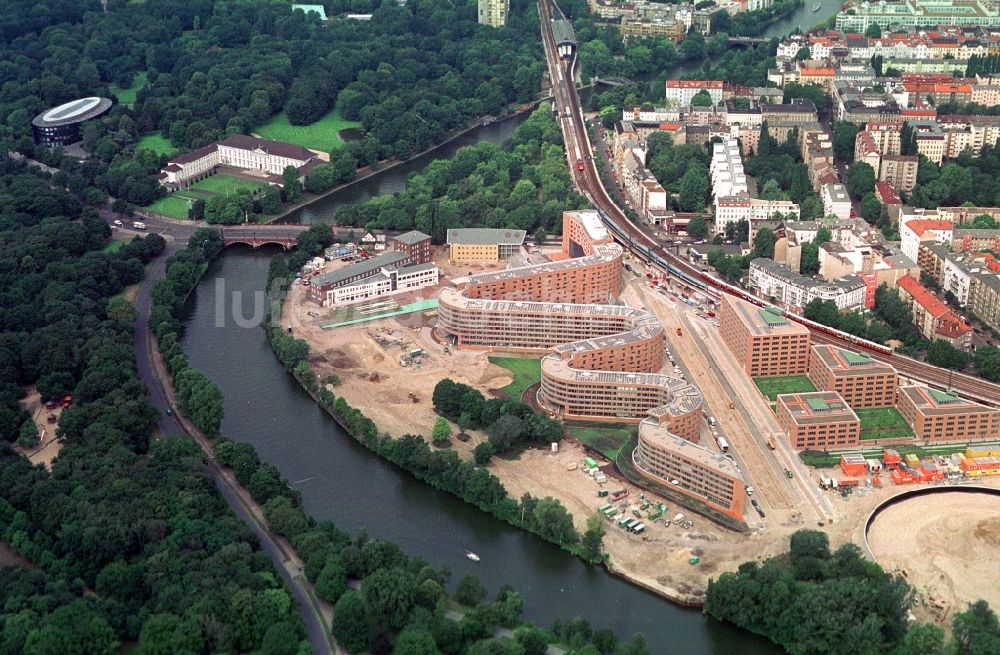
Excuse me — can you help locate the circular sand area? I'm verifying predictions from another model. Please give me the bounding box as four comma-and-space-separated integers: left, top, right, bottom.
867, 490, 1000, 611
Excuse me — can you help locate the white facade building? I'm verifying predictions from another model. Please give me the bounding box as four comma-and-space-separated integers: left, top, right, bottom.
665, 80, 724, 108
749, 258, 866, 310
821, 183, 852, 221
160, 134, 320, 187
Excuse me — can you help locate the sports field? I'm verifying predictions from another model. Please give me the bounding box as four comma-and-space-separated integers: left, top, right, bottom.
255, 109, 361, 152
110, 71, 148, 106
856, 407, 914, 441
753, 375, 816, 401
489, 357, 541, 402
136, 133, 176, 156
190, 174, 265, 195
144, 194, 195, 220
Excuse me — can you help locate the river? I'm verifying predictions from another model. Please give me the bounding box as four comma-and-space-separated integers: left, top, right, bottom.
180, 258, 781, 655
284, 114, 532, 224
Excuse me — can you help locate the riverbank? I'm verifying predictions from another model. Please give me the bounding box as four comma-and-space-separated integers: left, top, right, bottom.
278, 263, 771, 609
265, 100, 544, 224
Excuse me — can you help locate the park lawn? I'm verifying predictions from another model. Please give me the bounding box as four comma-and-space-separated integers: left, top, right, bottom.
569, 423, 635, 461
489, 357, 542, 402
856, 407, 914, 441
254, 109, 361, 152
102, 240, 125, 254
136, 133, 176, 156
190, 174, 266, 195
754, 375, 816, 401
109, 71, 148, 106
143, 194, 196, 220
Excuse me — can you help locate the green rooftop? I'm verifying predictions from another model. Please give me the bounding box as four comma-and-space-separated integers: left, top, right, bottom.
807, 398, 830, 411
840, 348, 871, 365
929, 389, 960, 405
758, 308, 788, 326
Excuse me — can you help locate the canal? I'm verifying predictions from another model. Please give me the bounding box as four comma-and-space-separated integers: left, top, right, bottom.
180, 257, 781, 654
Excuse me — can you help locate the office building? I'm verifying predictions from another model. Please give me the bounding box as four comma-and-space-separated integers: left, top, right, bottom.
776, 391, 861, 450
447, 228, 526, 263
391, 230, 433, 264
897, 385, 1000, 442
807, 345, 899, 408
478, 0, 508, 26
32, 96, 113, 147
719, 295, 811, 377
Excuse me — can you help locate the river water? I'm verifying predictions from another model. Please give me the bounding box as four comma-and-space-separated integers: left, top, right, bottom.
181, 250, 781, 654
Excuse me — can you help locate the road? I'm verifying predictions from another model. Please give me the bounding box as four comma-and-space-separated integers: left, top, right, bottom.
537, 0, 1000, 408
131, 245, 335, 655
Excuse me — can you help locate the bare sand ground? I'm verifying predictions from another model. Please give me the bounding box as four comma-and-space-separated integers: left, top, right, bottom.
867, 491, 1000, 617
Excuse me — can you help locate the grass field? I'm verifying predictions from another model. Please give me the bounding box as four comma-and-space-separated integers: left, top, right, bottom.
136, 133, 176, 156
753, 375, 816, 401
569, 423, 635, 461
110, 71, 148, 106
856, 407, 914, 441
190, 174, 265, 195
144, 194, 196, 220
489, 357, 542, 402
255, 109, 362, 152
102, 240, 125, 253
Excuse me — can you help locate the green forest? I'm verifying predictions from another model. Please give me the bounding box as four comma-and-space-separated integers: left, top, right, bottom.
2, 0, 548, 207
331, 107, 589, 240
706, 530, 1000, 655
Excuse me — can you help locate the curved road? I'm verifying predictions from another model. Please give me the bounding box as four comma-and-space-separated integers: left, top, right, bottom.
131, 244, 334, 655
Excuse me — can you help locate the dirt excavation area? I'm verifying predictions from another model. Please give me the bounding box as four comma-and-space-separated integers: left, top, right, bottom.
867, 491, 1000, 615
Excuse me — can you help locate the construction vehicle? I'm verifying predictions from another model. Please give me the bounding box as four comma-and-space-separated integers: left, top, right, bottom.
785, 468, 794, 479
767, 437, 776, 450
675, 327, 683, 336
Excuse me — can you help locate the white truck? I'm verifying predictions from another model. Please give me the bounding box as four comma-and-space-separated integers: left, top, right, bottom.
132, 221, 146, 230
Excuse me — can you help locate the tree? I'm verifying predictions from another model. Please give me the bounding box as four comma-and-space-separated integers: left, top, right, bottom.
847, 162, 877, 197
431, 417, 452, 447
331, 591, 370, 654
487, 414, 523, 451
759, 179, 785, 201
751, 227, 776, 259
970, 214, 999, 229
581, 512, 605, 562
315, 557, 348, 604
861, 192, 883, 223
137, 613, 202, 655
455, 574, 487, 606
473, 441, 496, 466
951, 600, 1000, 655
690, 89, 714, 107
865, 24, 882, 38
894, 623, 944, 655
800, 241, 820, 275
533, 227, 547, 244
282, 166, 302, 203
678, 166, 709, 212
261, 622, 301, 655
16, 421, 39, 448
394, 628, 440, 655
833, 122, 860, 163
360, 567, 415, 630
926, 339, 969, 371
974, 345, 1000, 382
687, 214, 708, 238
531, 497, 578, 545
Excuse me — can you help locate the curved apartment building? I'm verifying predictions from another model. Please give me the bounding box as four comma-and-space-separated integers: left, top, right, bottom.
437, 211, 703, 433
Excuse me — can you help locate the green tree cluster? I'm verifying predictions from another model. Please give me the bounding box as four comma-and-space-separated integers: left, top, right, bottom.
332, 108, 587, 240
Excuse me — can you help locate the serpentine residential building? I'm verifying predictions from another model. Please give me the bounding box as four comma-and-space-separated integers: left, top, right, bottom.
436, 212, 740, 515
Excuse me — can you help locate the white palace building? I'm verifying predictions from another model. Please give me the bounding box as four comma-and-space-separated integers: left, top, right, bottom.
158, 134, 322, 188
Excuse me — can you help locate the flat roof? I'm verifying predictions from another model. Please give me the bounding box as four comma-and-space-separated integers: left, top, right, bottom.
576, 211, 609, 242
777, 391, 860, 425
812, 344, 897, 376
898, 385, 996, 416
311, 251, 409, 289
33, 96, 112, 127
447, 228, 526, 246
723, 295, 809, 338
638, 418, 741, 479
393, 230, 432, 245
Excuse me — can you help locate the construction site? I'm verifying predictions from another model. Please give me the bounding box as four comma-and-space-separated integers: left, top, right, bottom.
282, 228, 1000, 612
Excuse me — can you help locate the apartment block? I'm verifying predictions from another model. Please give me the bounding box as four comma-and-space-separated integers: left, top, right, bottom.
478, 0, 508, 26
879, 154, 919, 193
749, 258, 867, 310
897, 386, 1000, 442
635, 418, 746, 520
808, 345, 899, 408
821, 183, 852, 221
719, 295, 810, 377
776, 391, 861, 450
665, 80, 724, 108
897, 275, 972, 348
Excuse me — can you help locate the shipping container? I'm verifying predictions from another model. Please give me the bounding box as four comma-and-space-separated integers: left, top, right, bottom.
584, 457, 598, 469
